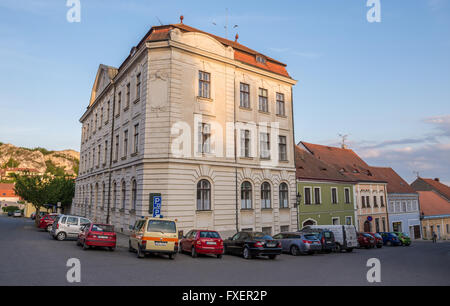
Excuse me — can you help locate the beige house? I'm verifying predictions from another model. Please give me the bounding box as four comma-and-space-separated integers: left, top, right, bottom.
72, 21, 298, 237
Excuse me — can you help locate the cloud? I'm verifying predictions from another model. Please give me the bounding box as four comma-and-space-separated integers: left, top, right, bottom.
424, 115, 450, 137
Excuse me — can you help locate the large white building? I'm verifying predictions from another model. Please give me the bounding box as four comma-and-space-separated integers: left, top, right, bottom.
72, 20, 298, 237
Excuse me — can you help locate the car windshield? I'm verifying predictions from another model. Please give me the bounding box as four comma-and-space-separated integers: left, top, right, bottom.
363, 234, 373, 238
147, 220, 176, 233
199, 231, 220, 239
304, 234, 317, 240
92, 224, 114, 232
252, 232, 272, 240
390, 233, 398, 238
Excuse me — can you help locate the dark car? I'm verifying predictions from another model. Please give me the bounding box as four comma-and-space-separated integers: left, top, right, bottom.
224, 231, 282, 259
367, 232, 383, 248
358, 233, 376, 249
300, 229, 336, 253
379, 232, 402, 246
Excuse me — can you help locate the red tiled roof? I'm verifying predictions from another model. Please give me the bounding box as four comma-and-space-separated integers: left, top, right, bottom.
370, 167, 417, 194
418, 191, 450, 216
140, 23, 290, 78
295, 146, 355, 183
420, 178, 450, 201
300, 142, 386, 183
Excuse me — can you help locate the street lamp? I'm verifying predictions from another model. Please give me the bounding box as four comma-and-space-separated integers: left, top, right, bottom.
295, 192, 302, 231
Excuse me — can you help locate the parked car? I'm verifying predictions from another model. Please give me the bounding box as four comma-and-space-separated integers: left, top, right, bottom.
179, 230, 224, 258
50, 215, 91, 241
224, 231, 282, 259
379, 232, 402, 246
77, 223, 116, 251
35, 211, 48, 222
358, 233, 376, 249
367, 232, 383, 248
302, 225, 357, 252
393, 232, 411, 246
299, 229, 336, 253
7, 211, 14, 217
129, 217, 178, 259
30, 212, 36, 220
38, 213, 59, 232
273, 232, 322, 255
13, 210, 22, 217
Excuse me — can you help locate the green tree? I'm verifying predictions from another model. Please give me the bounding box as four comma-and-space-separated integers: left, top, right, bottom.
2, 157, 20, 169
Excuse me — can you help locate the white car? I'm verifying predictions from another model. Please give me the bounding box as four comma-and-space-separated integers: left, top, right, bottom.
302, 225, 358, 252
13, 210, 22, 217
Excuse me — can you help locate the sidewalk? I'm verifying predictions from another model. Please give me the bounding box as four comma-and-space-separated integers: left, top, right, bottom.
115, 231, 129, 248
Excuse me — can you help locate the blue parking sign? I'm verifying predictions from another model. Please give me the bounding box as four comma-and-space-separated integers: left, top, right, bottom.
150, 193, 162, 217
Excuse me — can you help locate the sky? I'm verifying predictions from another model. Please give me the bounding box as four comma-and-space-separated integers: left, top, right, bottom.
0, 0, 449, 185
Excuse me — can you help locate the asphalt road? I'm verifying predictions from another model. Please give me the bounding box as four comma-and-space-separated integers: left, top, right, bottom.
0, 215, 449, 286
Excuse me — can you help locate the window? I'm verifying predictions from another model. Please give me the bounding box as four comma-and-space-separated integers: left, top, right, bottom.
402, 202, 407, 212
102, 182, 105, 208
198, 71, 210, 99
94, 113, 98, 130
131, 180, 137, 210
366, 196, 370, 208
240, 83, 250, 108
92, 148, 96, 167
304, 187, 312, 205
276, 93, 285, 116
375, 218, 380, 232
106, 101, 110, 122
123, 130, 128, 157
240, 129, 251, 158
382, 217, 386, 232
134, 124, 139, 154
100, 108, 103, 128
126, 83, 130, 108
373, 196, 378, 207
344, 188, 351, 204
117, 92, 121, 115
121, 181, 126, 209
314, 187, 321, 204
97, 144, 101, 166
260, 133, 270, 159
280, 225, 289, 232
115, 135, 119, 161
241, 181, 252, 209
261, 182, 271, 209
331, 188, 338, 204
279, 183, 289, 208
262, 227, 272, 235
136, 73, 141, 100
345, 216, 353, 225
197, 180, 211, 211
332, 217, 340, 225
259, 88, 268, 112
278, 136, 287, 161
256, 55, 266, 64
198, 123, 211, 153
104, 140, 108, 165
112, 182, 117, 208
67, 217, 78, 226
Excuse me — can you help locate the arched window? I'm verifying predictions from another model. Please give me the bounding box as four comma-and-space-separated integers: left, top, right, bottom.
102, 182, 106, 208
279, 183, 289, 208
131, 179, 137, 211
95, 183, 99, 208
241, 181, 252, 209
197, 180, 211, 211
261, 182, 271, 209
121, 181, 126, 210
112, 182, 116, 208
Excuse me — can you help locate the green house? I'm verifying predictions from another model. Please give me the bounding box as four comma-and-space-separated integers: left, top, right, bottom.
295, 145, 357, 228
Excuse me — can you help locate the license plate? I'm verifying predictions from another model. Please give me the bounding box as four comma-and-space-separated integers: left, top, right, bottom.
155, 241, 167, 246
206, 241, 216, 245
267, 243, 277, 247
98, 236, 109, 239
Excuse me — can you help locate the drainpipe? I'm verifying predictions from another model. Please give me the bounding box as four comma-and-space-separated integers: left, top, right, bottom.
290, 86, 298, 231
106, 83, 116, 224
234, 73, 239, 232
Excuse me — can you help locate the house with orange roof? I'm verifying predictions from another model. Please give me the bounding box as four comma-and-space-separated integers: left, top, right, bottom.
415, 190, 450, 240
73, 18, 298, 237
371, 167, 421, 239
299, 142, 390, 233
411, 177, 450, 202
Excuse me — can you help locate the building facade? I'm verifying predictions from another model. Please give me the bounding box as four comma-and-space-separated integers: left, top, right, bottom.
72, 21, 298, 238
371, 167, 421, 238
295, 146, 357, 228
417, 191, 450, 240
299, 142, 389, 232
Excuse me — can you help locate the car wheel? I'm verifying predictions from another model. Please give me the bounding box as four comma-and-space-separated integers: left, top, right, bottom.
137, 246, 145, 258
377, 245, 382, 248
335, 243, 342, 253
217, 254, 222, 259
347, 248, 353, 253
46, 225, 52, 232
290, 245, 300, 256
56, 232, 66, 241
128, 240, 134, 253
268, 255, 277, 260
169, 253, 176, 260
243, 247, 251, 259
387, 241, 392, 246
109, 247, 115, 252
191, 247, 197, 258
76, 239, 81, 246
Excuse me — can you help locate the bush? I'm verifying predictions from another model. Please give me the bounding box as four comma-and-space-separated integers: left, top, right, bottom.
2, 206, 19, 213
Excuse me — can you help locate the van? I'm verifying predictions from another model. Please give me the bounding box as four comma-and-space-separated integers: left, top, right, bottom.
302, 225, 357, 252
50, 214, 91, 241
129, 217, 178, 259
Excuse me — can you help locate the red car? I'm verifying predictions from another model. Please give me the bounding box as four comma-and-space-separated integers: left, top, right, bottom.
357, 233, 376, 249
179, 230, 224, 258
367, 232, 383, 248
77, 223, 116, 251
38, 213, 59, 232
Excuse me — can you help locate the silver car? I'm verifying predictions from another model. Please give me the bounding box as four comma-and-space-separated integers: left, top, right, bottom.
50, 214, 91, 241
272, 232, 322, 255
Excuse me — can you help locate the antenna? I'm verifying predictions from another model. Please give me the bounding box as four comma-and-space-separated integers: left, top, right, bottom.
212, 8, 238, 40
155, 16, 163, 25
338, 134, 349, 149
413, 171, 420, 178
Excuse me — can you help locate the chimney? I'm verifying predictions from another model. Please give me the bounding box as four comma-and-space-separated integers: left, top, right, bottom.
434, 178, 440, 182
341, 144, 348, 149
180, 15, 184, 24
235, 33, 239, 42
